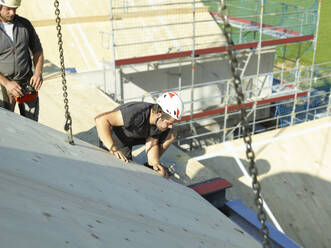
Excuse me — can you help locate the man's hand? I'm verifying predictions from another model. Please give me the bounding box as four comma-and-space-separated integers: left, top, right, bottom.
152, 163, 169, 179
30, 73, 43, 91
110, 146, 128, 163
5, 81, 23, 98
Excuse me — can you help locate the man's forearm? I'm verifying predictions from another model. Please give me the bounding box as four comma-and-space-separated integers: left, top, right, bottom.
95, 116, 128, 162
95, 117, 116, 151
146, 138, 161, 166
146, 140, 168, 178
33, 52, 44, 75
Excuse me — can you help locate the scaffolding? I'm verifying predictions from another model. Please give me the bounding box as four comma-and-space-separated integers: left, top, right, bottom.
100, 0, 329, 150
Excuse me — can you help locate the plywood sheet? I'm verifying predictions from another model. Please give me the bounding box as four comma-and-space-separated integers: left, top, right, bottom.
0, 108, 260, 248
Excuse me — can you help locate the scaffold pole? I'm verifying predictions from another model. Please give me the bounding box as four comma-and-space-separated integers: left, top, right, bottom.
223, 80, 231, 142
305, 0, 322, 121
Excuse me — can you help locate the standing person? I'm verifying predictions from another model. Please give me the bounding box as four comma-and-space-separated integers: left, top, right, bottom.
95, 92, 184, 178
0, 0, 44, 121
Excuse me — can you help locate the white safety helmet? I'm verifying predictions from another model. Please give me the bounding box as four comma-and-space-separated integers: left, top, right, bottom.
156, 91, 184, 120
0, 0, 21, 8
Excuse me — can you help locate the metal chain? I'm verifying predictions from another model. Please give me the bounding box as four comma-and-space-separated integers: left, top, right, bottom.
218, 1, 271, 247
54, 0, 74, 145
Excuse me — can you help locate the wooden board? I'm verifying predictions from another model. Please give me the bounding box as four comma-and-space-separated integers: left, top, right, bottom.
0, 108, 261, 248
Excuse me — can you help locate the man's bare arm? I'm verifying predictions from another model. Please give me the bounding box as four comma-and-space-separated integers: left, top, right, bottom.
145, 137, 168, 178
95, 110, 128, 162
145, 137, 161, 165
30, 51, 44, 91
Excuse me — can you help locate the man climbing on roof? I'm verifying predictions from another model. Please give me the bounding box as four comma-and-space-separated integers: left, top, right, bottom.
0, 0, 44, 121
95, 91, 184, 179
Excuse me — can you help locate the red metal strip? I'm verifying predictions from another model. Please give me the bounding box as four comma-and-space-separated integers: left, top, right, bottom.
115, 35, 313, 66
115, 51, 191, 66
191, 179, 232, 195
261, 35, 314, 46
180, 91, 308, 121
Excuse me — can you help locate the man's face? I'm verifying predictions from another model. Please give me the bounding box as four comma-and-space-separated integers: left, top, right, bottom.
156, 116, 176, 132
0, 6, 17, 23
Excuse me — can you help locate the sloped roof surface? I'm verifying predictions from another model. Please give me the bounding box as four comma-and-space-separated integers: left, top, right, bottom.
0, 108, 259, 248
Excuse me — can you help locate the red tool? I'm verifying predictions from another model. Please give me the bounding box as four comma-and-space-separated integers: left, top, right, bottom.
15, 84, 38, 104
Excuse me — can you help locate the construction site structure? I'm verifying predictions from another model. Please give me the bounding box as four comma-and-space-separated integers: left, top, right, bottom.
5, 0, 330, 247
98, 0, 330, 151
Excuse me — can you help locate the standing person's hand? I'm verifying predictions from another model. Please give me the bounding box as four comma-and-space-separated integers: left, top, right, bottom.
6, 80, 23, 98
30, 73, 43, 91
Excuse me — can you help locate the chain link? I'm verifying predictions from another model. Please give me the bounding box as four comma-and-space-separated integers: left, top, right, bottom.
219, 1, 271, 247
54, 0, 74, 145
